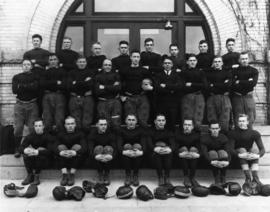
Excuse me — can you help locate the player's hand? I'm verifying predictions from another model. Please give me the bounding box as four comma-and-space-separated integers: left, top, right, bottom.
120, 96, 127, 102
176, 68, 182, 73
57, 81, 62, 85
114, 81, 120, 86
143, 66, 149, 69
232, 64, 239, 69
85, 77, 91, 81
185, 82, 192, 87
160, 84, 166, 88
99, 85, 105, 89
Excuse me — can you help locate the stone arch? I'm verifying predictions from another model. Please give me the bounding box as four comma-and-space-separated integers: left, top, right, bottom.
27, 0, 243, 55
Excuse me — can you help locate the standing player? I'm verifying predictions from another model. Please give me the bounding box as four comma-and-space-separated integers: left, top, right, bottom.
228, 114, 265, 185
68, 56, 95, 133
117, 114, 147, 186
42, 53, 66, 133
56, 116, 87, 186
231, 52, 258, 127
112, 40, 131, 71
201, 121, 230, 184
205, 56, 232, 132
120, 50, 153, 128
95, 59, 122, 131
57, 37, 79, 72
88, 118, 116, 185
87, 42, 106, 71
168, 43, 185, 71
149, 114, 175, 185
175, 119, 200, 187
140, 38, 162, 74
180, 54, 207, 129
20, 119, 54, 185
23, 34, 50, 69
222, 38, 240, 69
12, 60, 39, 157
196, 40, 214, 71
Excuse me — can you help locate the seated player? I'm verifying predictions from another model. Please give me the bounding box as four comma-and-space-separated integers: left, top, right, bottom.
55, 116, 87, 186
88, 118, 116, 185
175, 119, 200, 187
201, 121, 230, 184
117, 114, 147, 186
20, 119, 54, 185
148, 114, 175, 185
228, 114, 265, 185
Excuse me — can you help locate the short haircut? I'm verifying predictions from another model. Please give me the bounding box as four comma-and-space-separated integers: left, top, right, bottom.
187, 53, 197, 60
126, 114, 137, 120
238, 114, 249, 120
97, 117, 107, 123
130, 49, 140, 56
209, 120, 220, 127
155, 113, 166, 120
34, 118, 44, 124
65, 116, 76, 122
92, 42, 101, 47
169, 43, 179, 49
32, 34, 42, 41
63, 36, 72, 41
199, 40, 208, 45
240, 51, 249, 56
183, 118, 194, 125
119, 40, 129, 46
144, 38, 154, 44
49, 53, 58, 58
76, 55, 87, 61
213, 55, 223, 60
162, 55, 173, 63
226, 38, 235, 45
22, 59, 33, 65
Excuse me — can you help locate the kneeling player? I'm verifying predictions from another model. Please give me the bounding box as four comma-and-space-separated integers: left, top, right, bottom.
117, 114, 147, 186
88, 118, 116, 185
175, 119, 200, 187
20, 119, 54, 185
229, 114, 265, 184
201, 121, 230, 184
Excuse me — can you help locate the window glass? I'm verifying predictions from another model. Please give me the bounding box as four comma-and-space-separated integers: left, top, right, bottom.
97, 29, 129, 59
74, 3, 84, 13
64, 26, 84, 54
140, 29, 171, 55
185, 3, 194, 13
185, 26, 205, 54
95, 0, 174, 12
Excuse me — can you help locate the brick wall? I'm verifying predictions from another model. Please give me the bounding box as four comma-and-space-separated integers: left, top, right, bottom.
0, 0, 269, 125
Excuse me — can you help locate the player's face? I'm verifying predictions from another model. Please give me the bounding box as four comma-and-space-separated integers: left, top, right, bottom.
76, 58, 87, 69
183, 120, 194, 134
199, 43, 208, 53
34, 121, 44, 135
226, 41, 235, 52
170, 46, 179, 57
145, 41, 154, 52
187, 56, 197, 68
238, 117, 249, 129
32, 38, 41, 48
63, 39, 72, 50
213, 58, 223, 70
92, 44, 102, 56
209, 123, 220, 137
163, 59, 173, 71
65, 118, 76, 133
126, 115, 137, 129
97, 120, 108, 133
22, 60, 32, 72
119, 44, 129, 55
239, 54, 249, 67
155, 116, 166, 129
48, 55, 59, 68
102, 59, 112, 72
130, 52, 140, 65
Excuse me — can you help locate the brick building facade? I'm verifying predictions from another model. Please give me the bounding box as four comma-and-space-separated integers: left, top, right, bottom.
0, 0, 269, 125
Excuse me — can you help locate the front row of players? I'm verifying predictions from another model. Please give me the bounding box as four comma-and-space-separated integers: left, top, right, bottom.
20, 113, 265, 188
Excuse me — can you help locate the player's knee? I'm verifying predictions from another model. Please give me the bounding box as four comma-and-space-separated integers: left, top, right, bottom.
208, 150, 218, 161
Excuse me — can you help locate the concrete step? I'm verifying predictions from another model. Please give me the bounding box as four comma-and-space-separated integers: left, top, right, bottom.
1, 179, 270, 212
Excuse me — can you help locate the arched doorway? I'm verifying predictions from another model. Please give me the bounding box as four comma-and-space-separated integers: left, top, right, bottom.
57, 0, 213, 59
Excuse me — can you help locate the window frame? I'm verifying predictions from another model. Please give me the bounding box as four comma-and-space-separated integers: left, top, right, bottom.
57, 0, 213, 58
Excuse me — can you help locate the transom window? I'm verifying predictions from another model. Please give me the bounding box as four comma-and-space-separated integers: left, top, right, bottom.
57, 0, 212, 60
